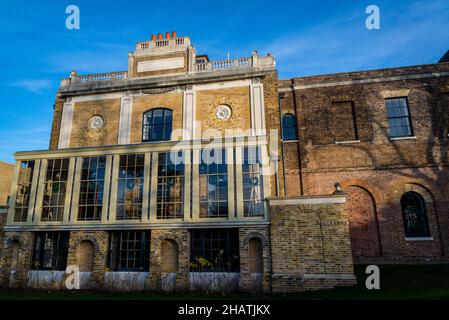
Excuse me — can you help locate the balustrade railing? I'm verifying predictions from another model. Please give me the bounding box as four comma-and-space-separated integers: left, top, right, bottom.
76, 71, 127, 83
196, 57, 251, 72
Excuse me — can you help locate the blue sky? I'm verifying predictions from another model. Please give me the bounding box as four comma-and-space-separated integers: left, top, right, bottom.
0, 0, 448, 163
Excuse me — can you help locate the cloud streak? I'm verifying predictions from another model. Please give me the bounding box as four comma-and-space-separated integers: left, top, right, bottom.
11, 79, 53, 93
263, 0, 449, 78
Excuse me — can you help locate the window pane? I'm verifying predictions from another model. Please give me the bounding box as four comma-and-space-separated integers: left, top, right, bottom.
156, 152, 184, 219
199, 149, 228, 218
14, 160, 35, 222
190, 229, 240, 272
116, 154, 145, 220
78, 156, 106, 221
41, 159, 70, 222
242, 147, 265, 217
282, 114, 298, 141
401, 192, 430, 238
108, 231, 149, 271
142, 109, 173, 142
385, 98, 413, 138
32, 232, 69, 270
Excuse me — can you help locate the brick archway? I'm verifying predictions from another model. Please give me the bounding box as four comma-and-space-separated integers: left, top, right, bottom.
345, 185, 382, 259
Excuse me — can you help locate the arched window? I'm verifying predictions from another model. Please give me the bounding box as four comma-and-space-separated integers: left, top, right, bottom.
142, 108, 172, 142
401, 191, 430, 238
281, 114, 298, 141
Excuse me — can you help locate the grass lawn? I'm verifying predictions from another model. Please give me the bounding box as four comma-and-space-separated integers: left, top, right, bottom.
0, 264, 448, 300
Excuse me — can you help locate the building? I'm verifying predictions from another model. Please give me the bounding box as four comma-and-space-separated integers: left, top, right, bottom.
0, 32, 448, 293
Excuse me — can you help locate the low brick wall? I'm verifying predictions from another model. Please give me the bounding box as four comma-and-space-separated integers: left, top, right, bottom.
269, 194, 357, 293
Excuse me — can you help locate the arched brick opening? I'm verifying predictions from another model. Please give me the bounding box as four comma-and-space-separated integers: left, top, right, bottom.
78, 240, 95, 272
346, 185, 382, 259
160, 239, 179, 273
248, 238, 263, 273
10, 240, 20, 271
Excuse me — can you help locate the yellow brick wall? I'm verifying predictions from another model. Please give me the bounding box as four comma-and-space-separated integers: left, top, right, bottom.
131, 93, 184, 143
69, 99, 121, 148
0, 162, 14, 205
131, 52, 188, 78
196, 86, 251, 138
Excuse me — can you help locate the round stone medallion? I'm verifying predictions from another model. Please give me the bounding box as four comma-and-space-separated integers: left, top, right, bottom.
89, 115, 104, 130
215, 105, 232, 121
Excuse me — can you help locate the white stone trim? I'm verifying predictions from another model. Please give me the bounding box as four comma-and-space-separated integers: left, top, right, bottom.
390, 136, 417, 141
335, 140, 361, 144
182, 89, 196, 140
118, 95, 133, 145
137, 57, 185, 73
58, 101, 74, 149
405, 237, 434, 241
268, 196, 346, 206
250, 83, 266, 136
192, 79, 252, 91
71, 92, 124, 103
4, 220, 270, 231
292, 72, 449, 90
302, 274, 356, 280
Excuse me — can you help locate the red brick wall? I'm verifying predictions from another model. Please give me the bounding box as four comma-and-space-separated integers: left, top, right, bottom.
278, 62, 449, 262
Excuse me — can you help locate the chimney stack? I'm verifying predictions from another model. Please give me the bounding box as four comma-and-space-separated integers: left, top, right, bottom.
157, 33, 162, 40
165, 32, 170, 39
171, 31, 177, 38
151, 34, 156, 41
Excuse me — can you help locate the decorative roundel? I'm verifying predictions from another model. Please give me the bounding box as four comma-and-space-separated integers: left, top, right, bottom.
215, 105, 232, 121
89, 115, 104, 130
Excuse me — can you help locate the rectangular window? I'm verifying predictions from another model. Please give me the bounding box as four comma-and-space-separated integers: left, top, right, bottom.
14, 160, 35, 222
41, 159, 70, 222
108, 230, 150, 271
156, 152, 184, 219
386, 98, 413, 138
78, 156, 106, 221
32, 232, 69, 270
242, 147, 265, 217
116, 154, 144, 220
190, 229, 239, 272
199, 149, 228, 218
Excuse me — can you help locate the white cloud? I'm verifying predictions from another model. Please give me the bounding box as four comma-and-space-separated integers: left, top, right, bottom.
12, 79, 53, 93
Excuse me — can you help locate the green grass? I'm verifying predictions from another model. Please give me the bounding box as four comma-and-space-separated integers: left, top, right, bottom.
0, 264, 448, 300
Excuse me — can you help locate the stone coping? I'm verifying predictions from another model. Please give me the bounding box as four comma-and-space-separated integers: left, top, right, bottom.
267, 194, 347, 206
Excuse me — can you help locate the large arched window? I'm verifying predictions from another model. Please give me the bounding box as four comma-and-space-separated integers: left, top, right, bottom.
142, 108, 172, 142
401, 191, 430, 238
281, 114, 298, 141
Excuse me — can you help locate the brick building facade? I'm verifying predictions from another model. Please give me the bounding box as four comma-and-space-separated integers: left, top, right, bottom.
0, 32, 448, 293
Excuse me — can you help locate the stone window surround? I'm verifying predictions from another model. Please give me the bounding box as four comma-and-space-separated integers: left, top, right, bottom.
6, 137, 271, 229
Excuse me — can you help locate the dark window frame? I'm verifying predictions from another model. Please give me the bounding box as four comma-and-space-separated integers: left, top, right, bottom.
41, 158, 70, 222
142, 108, 173, 142
385, 97, 414, 138
199, 149, 228, 218
116, 154, 145, 221
107, 230, 150, 272
242, 147, 265, 217
156, 151, 185, 219
281, 113, 298, 141
78, 156, 107, 221
190, 229, 240, 272
401, 191, 430, 238
14, 160, 35, 222
32, 232, 69, 270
